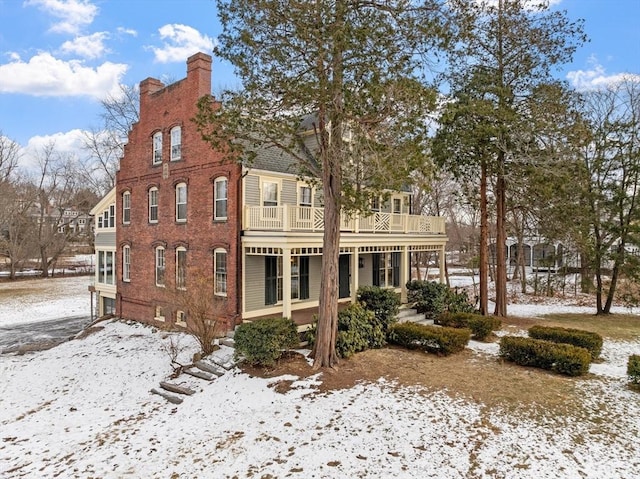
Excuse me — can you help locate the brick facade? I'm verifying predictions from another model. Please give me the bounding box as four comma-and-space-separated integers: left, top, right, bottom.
115, 53, 242, 331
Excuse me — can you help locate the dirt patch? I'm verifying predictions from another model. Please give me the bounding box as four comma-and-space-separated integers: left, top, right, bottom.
241, 346, 583, 413
74, 325, 105, 340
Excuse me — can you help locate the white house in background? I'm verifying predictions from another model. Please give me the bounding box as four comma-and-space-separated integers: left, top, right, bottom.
89, 187, 116, 317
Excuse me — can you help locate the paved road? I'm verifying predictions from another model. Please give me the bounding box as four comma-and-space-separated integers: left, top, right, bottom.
0, 315, 93, 353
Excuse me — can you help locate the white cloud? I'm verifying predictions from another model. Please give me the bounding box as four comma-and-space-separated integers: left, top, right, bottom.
150, 24, 215, 63
0, 52, 127, 98
19, 129, 86, 171
60, 32, 110, 59
117, 27, 137, 37
567, 58, 640, 91
25, 0, 98, 35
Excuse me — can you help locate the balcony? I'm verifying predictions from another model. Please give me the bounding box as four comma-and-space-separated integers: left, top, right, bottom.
243, 205, 445, 234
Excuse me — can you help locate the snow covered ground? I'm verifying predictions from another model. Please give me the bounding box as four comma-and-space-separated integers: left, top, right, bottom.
1, 276, 639, 478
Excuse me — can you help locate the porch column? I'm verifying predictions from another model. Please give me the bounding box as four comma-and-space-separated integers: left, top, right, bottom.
400, 246, 409, 303
283, 248, 292, 318
439, 245, 446, 284
351, 248, 359, 302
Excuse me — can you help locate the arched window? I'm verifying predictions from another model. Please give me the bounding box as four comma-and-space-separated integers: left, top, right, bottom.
214, 248, 227, 296
122, 191, 131, 224
176, 247, 187, 290
214, 177, 228, 220
122, 245, 131, 282
170, 126, 181, 161
176, 183, 187, 222
148, 187, 158, 223
155, 246, 165, 286
152, 131, 162, 164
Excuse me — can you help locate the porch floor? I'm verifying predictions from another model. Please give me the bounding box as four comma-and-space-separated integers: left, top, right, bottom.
248, 301, 353, 327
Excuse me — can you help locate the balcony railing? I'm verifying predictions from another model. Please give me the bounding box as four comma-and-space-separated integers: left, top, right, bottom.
243, 205, 445, 234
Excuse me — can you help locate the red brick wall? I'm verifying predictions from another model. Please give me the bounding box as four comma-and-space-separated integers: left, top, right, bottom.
116, 53, 242, 332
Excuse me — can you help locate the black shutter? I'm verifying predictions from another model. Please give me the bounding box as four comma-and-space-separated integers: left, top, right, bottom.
372, 253, 380, 287
300, 256, 309, 300
265, 256, 277, 305
392, 252, 400, 287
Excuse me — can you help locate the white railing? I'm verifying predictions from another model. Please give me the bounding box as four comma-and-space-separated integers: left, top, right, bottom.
243, 205, 445, 234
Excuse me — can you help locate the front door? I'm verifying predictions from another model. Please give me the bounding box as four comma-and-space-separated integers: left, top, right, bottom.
339, 254, 350, 298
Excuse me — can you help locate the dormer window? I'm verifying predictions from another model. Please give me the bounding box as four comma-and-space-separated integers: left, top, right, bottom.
170, 126, 181, 161
152, 132, 162, 164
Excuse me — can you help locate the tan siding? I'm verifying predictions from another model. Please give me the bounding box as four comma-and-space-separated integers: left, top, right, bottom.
308, 255, 322, 299
95, 232, 116, 248
245, 175, 260, 206
244, 255, 265, 312
282, 179, 297, 205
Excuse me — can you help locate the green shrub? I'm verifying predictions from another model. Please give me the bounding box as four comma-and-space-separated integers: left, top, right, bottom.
233, 317, 299, 367
406, 280, 475, 317
357, 286, 400, 333
336, 303, 385, 358
499, 336, 591, 377
628, 354, 640, 385
528, 325, 603, 360
388, 322, 470, 356
436, 312, 501, 341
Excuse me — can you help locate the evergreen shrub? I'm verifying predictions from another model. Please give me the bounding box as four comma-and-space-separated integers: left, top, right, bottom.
628, 354, 640, 385
499, 336, 591, 377
357, 286, 400, 333
388, 322, 470, 355
336, 302, 385, 358
528, 325, 603, 360
436, 312, 501, 341
234, 317, 299, 367
406, 280, 474, 317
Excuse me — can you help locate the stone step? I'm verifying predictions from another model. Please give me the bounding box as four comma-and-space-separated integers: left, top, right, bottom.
184, 368, 217, 381
396, 307, 419, 319
151, 388, 183, 404
159, 381, 196, 396
194, 360, 225, 377
220, 337, 235, 348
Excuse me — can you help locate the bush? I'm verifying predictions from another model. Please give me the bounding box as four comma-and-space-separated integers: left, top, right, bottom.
628, 354, 640, 385
436, 312, 501, 341
357, 286, 400, 333
499, 336, 591, 377
233, 317, 299, 367
528, 325, 603, 360
406, 280, 475, 317
388, 322, 470, 356
336, 303, 385, 358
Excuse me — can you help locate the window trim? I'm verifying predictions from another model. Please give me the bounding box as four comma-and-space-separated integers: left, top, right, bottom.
298, 184, 313, 207
122, 191, 131, 225
261, 179, 280, 207
155, 246, 165, 287
122, 245, 131, 282
149, 187, 158, 223
170, 126, 182, 161
214, 248, 228, 296
214, 177, 228, 221
176, 246, 187, 290
176, 310, 186, 326
154, 305, 165, 322
152, 131, 163, 165
175, 183, 187, 222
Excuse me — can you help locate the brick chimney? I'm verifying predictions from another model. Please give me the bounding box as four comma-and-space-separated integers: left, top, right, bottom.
186, 52, 212, 97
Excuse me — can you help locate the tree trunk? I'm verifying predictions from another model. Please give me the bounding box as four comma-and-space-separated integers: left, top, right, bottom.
604, 242, 624, 313
479, 161, 489, 315
494, 172, 507, 317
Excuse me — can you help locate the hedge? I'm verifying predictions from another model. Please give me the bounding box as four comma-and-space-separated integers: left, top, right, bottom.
499, 336, 591, 377
628, 354, 640, 385
528, 325, 603, 360
233, 317, 299, 367
388, 322, 470, 356
436, 312, 501, 341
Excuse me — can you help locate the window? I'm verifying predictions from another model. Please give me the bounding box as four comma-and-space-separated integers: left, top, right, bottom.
372, 252, 400, 288
122, 246, 130, 282
265, 255, 309, 305
122, 192, 131, 224
214, 249, 227, 296
393, 198, 402, 214
176, 310, 186, 326
290, 256, 310, 300
214, 177, 228, 220
153, 132, 162, 164
155, 247, 165, 286
98, 204, 115, 229
262, 181, 278, 207
97, 251, 115, 285
371, 196, 380, 211
170, 126, 181, 161
176, 247, 186, 290
149, 187, 158, 223
154, 305, 165, 321
299, 186, 312, 207
176, 183, 187, 222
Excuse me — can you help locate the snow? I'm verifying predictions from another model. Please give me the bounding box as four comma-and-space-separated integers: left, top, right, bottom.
1, 277, 640, 478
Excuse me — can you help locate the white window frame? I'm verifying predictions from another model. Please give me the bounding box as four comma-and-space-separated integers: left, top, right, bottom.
214, 248, 227, 296
122, 246, 131, 282
176, 183, 187, 222
176, 310, 186, 326
392, 197, 402, 214
262, 180, 279, 207
214, 177, 228, 220
122, 192, 131, 224
155, 246, 165, 287
154, 305, 165, 322
97, 250, 115, 285
170, 126, 181, 161
176, 247, 187, 290
149, 187, 158, 223
298, 185, 313, 207
371, 196, 381, 212
152, 131, 162, 164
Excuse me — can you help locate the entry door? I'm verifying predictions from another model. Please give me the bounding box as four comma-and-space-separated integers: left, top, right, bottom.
339, 254, 350, 298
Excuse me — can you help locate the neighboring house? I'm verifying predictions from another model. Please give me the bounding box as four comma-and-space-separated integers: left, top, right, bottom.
89, 187, 116, 317
111, 52, 447, 331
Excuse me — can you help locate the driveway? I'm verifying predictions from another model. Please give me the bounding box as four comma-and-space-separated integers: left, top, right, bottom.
0, 315, 93, 353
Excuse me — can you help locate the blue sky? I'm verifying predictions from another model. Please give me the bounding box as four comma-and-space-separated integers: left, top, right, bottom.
0, 0, 639, 162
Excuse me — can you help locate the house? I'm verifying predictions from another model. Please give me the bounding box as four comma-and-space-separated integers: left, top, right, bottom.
89, 187, 116, 317
111, 52, 447, 331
